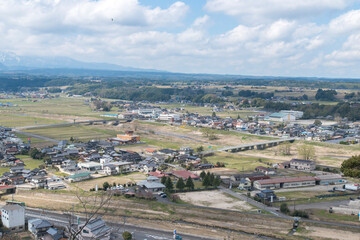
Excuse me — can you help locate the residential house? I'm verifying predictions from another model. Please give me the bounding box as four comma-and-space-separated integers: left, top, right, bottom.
237, 178, 251, 190
172, 170, 199, 180
256, 189, 277, 202
137, 176, 165, 192
255, 166, 275, 175
28, 219, 53, 239
30, 175, 47, 189
290, 159, 316, 171
76, 218, 111, 240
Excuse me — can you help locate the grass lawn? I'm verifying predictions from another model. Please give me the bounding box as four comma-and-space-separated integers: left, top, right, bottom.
273, 193, 355, 206
0, 167, 10, 175
206, 152, 275, 171
0, 155, 42, 175
276, 191, 330, 200
23, 125, 117, 141
141, 137, 184, 149
16, 155, 43, 169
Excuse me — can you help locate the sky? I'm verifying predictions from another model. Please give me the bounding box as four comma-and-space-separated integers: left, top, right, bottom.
1, 0, 360, 78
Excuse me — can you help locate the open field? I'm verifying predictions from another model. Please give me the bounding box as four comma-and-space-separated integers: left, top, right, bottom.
205, 151, 276, 172
0, 155, 42, 175
14, 132, 48, 144
0, 113, 66, 127
308, 209, 360, 224
176, 190, 254, 211
0, 97, 102, 118
224, 140, 360, 168
23, 124, 117, 141
73, 173, 146, 191
16, 155, 44, 169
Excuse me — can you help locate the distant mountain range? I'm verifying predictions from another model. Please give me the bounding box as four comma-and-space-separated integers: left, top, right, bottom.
0, 51, 161, 72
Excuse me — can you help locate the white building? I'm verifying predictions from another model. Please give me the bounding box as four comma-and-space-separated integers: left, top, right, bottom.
132, 109, 162, 118
159, 113, 181, 122
78, 162, 102, 172
1, 205, 25, 231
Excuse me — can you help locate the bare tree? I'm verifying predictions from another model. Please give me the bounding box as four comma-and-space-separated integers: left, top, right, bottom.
297, 144, 316, 161
279, 142, 291, 155
66, 190, 113, 240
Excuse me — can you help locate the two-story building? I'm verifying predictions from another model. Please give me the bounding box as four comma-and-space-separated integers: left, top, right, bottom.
290, 159, 316, 171
1, 205, 25, 232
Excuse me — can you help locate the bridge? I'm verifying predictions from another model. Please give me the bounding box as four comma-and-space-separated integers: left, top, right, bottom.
202, 137, 296, 155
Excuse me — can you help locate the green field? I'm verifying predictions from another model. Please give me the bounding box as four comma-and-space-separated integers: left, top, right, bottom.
0, 155, 43, 175
206, 152, 275, 171
16, 155, 44, 169
0, 97, 103, 118
23, 125, 117, 141
0, 114, 66, 127
14, 132, 48, 144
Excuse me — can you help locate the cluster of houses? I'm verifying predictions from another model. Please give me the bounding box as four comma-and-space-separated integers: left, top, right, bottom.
0, 128, 29, 158
1, 203, 111, 240
103, 103, 360, 144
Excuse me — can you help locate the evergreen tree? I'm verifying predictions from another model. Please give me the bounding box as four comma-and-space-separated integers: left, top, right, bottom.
176, 177, 185, 191
202, 174, 211, 188
161, 176, 167, 184
209, 173, 215, 186
213, 176, 221, 187
200, 171, 206, 179
185, 176, 194, 190
165, 177, 173, 191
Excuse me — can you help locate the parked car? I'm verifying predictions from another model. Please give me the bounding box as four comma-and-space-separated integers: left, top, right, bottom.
158, 191, 165, 196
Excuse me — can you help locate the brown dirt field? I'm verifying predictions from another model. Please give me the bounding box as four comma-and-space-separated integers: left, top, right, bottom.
176, 190, 254, 211
236, 141, 360, 168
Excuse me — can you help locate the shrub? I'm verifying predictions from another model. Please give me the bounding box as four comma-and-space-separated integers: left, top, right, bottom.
122, 231, 132, 240
280, 203, 290, 214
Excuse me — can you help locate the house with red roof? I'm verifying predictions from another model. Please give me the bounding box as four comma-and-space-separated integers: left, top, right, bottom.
172, 170, 199, 180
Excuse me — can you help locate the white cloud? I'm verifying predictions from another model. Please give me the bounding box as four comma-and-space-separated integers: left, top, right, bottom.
0, 0, 360, 77
328, 9, 360, 34
263, 19, 295, 41
205, 0, 348, 23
